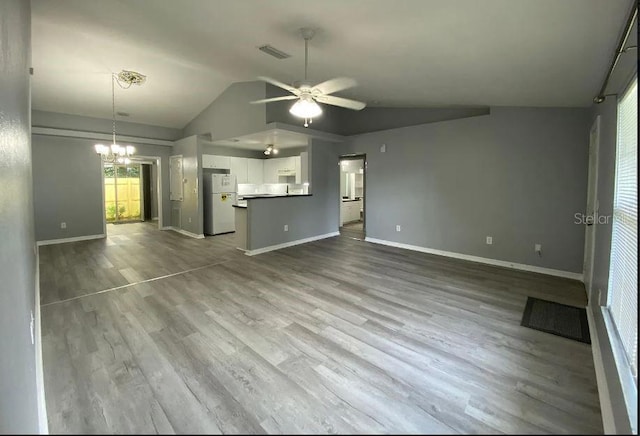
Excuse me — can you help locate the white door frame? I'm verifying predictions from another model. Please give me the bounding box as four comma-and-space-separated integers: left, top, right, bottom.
101, 155, 164, 232
583, 115, 600, 298
338, 154, 366, 236
137, 156, 163, 230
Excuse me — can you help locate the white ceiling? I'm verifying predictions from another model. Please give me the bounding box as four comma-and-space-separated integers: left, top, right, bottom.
32, 0, 633, 129
210, 129, 310, 151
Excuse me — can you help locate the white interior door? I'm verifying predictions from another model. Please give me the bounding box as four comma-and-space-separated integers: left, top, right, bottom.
583, 116, 600, 299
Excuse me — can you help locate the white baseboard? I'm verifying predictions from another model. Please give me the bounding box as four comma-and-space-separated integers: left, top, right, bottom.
364, 237, 583, 281
167, 227, 205, 239
36, 234, 105, 246
34, 250, 48, 434
246, 231, 340, 256
586, 305, 615, 434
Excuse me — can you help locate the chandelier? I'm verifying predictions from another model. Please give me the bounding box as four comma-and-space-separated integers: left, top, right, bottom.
95, 70, 146, 164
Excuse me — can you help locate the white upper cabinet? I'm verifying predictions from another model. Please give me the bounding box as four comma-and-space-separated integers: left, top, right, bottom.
283, 157, 296, 171
229, 157, 248, 183
294, 156, 302, 184
202, 154, 230, 169
247, 159, 264, 184
202, 154, 214, 169
262, 155, 307, 183
263, 158, 279, 183
205, 153, 306, 185
299, 152, 309, 184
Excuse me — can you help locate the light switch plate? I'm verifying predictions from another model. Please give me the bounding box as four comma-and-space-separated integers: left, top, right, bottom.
396, 225, 401, 232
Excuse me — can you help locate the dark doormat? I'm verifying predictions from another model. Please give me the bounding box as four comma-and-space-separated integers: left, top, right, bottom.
521, 297, 591, 344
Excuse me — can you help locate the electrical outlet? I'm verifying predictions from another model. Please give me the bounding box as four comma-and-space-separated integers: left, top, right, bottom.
396, 225, 401, 232
284, 224, 289, 232
381, 144, 387, 153
60, 222, 66, 229
188, 217, 192, 223
486, 236, 493, 245
535, 244, 542, 252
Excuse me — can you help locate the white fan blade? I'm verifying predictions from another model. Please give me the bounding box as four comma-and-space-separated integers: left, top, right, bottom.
257, 76, 300, 95
316, 94, 366, 110
250, 95, 298, 104
313, 77, 357, 95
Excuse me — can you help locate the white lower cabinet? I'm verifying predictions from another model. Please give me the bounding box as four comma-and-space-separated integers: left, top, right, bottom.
340, 200, 362, 225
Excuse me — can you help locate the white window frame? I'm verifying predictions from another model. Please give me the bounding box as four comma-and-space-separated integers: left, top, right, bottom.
603, 74, 637, 434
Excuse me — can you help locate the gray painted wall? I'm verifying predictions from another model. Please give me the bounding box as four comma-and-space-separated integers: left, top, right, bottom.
0, 1, 41, 432
32, 135, 104, 240
265, 83, 490, 136
335, 106, 491, 136
247, 139, 339, 250
32, 135, 173, 241
150, 162, 159, 219
183, 82, 267, 139
33, 110, 183, 140
171, 136, 202, 235
183, 81, 490, 142
344, 107, 590, 273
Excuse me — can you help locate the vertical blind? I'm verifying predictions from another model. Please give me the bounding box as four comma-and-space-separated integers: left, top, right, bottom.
608, 77, 638, 381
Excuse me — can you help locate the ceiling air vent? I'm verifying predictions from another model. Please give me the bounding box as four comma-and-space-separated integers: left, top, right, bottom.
258, 44, 291, 59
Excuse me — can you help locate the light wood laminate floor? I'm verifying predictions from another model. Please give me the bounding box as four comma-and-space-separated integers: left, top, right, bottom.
40, 223, 602, 434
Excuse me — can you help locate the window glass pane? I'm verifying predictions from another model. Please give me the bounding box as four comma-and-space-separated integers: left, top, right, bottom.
608, 77, 638, 382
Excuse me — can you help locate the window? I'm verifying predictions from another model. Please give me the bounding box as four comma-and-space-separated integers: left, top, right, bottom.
607, 76, 637, 382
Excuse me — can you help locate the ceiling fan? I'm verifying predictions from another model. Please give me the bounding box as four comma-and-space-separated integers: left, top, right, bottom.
251, 28, 366, 127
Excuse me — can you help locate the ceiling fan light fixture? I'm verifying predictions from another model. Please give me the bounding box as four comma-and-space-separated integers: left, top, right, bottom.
289, 98, 322, 119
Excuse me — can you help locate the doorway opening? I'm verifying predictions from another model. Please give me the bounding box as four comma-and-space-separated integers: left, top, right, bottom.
339, 154, 366, 240
104, 162, 143, 224
101, 156, 163, 236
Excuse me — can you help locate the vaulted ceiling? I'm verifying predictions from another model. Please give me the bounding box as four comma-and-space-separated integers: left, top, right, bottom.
31, 0, 633, 129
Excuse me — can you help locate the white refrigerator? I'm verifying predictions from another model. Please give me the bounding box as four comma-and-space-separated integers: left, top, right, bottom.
204, 174, 237, 235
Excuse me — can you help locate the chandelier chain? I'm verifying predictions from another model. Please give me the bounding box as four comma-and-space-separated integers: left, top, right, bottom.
95, 69, 146, 164
112, 74, 116, 146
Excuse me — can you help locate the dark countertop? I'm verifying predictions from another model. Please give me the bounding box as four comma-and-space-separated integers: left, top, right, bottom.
232, 204, 247, 209
341, 198, 362, 202
240, 194, 312, 200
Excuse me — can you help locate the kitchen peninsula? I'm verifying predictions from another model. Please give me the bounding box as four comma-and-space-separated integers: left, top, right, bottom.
233, 194, 312, 252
